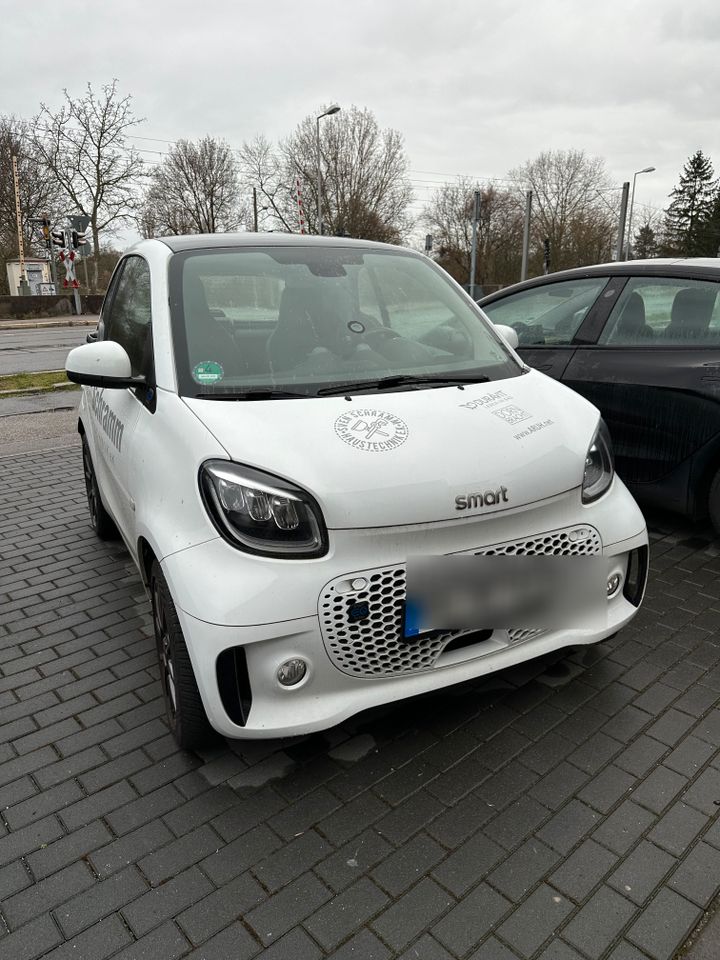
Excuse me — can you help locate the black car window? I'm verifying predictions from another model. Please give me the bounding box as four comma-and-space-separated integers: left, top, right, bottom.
482, 277, 608, 346
104, 256, 154, 378
599, 277, 720, 345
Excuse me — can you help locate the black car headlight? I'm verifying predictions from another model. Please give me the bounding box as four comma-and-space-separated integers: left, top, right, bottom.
200, 460, 328, 558
582, 420, 614, 503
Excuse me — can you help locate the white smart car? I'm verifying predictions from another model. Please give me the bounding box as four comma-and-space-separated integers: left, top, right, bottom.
66, 235, 648, 748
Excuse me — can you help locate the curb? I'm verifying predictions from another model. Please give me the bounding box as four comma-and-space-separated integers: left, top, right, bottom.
0, 319, 97, 330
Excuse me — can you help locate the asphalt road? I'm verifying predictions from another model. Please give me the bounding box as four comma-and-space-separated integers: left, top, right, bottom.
0, 322, 98, 376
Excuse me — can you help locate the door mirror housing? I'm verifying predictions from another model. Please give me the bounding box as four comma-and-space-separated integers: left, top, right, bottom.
494, 323, 520, 350
66, 341, 143, 389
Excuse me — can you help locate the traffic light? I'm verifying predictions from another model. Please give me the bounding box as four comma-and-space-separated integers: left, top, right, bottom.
51, 229, 66, 248
41, 218, 51, 249
71, 230, 86, 249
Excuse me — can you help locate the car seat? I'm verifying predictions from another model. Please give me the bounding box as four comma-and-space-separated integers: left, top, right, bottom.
614, 292, 653, 342
183, 276, 246, 377
664, 288, 715, 341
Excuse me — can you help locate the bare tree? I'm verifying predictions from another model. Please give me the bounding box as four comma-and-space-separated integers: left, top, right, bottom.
239, 106, 413, 241
32, 80, 143, 290
141, 137, 245, 237
0, 116, 66, 294
422, 179, 524, 289
509, 150, 616, 272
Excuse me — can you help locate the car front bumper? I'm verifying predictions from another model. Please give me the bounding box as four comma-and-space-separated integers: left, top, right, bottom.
162, 481, 648, 739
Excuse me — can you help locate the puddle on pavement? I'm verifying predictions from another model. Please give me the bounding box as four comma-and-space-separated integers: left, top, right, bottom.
328, 733, 377, 764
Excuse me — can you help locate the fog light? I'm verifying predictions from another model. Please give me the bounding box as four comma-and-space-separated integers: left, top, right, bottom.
607, 573, 622, 598
277, 658, 307, 686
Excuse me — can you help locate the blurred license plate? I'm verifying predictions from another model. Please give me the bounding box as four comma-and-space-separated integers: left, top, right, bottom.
404, 555, 604, 632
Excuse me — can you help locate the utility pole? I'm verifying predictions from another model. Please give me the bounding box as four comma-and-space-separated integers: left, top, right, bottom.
543, 238, 551, 275
469, 190, 481, 300
252, 187, 258, 232
12, 155, 30, 295
616, 181, 630, 261
520, 190, 532, 281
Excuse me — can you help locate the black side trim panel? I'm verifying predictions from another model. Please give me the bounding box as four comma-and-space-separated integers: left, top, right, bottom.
216, 647, 252, 727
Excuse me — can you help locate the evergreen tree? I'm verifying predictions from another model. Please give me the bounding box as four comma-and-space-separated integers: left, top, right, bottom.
633, 223, 658, 259
664, 150, 717, 255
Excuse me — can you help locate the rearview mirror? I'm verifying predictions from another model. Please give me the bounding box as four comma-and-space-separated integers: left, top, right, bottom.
493, 324, 520, 350
66, 341, 142, 389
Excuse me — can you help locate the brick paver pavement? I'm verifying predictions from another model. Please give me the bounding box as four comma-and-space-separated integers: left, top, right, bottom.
1, 443, 719, 960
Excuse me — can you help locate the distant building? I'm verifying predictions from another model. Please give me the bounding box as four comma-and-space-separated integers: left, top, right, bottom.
5, 259, 53, 296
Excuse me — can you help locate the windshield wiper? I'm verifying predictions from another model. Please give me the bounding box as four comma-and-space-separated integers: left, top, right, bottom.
196, 389, 309, 400
316, 374, 491, 396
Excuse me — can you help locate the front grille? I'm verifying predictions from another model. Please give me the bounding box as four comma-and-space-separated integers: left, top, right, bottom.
319, 525, 602, 678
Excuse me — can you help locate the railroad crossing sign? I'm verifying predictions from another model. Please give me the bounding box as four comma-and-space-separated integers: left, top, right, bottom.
59, 249, 79, 289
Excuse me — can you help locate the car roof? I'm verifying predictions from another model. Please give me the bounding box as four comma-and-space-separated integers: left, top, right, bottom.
140, 233, 407, 254
478, 257, 720, 304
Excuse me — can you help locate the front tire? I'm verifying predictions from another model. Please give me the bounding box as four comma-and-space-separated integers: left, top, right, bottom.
150, 560, 216, 750
81, 436, 117, 540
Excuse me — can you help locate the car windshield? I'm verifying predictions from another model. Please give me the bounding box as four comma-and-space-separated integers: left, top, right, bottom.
168, 245, 522, 398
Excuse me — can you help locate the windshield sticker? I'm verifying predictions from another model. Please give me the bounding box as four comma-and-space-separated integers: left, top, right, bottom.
335, 409, 408, 452
192, 361, 224, 385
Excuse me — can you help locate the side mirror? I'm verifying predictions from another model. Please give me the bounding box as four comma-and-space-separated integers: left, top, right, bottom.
66, 341, 142, 389
494, 323, 520, 350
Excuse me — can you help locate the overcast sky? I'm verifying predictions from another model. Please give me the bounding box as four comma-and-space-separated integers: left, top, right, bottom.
4, 0, 720, 241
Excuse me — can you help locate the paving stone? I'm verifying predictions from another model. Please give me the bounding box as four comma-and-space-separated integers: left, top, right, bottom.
371, 877, 454, 952
487, 794, 549, 851
631, 765, 687, 815
682, 767, 720, 816
579, 765, 636, 814
664, 736, 716, 778
608, 840, 675, 905
615, 735, 667, 778
432, 830, 504, 898
563, 884, 639, 959
668, 841, 720, 907
138, 823, 221, 886
305, 876, 389, 951
497, 883, 574, 958
536, 799, 599, 855
259, 927, 323, 960
244, 872, 331, 946
550, 838, 619, 902
56, 865, 148, 937
0, 912, 63, 960
593, 799, 656, 856
315, 828, 393, 893
468, 937, 521, 960
90, 820, 175, 878
26, 820, 113, 880
397, 934, 454, 960
488, 837, 560, 900
626, 887, 701, 959
368, 833, 442, 897
108, 920, 190, 960
122, 865, 214, 938
433, 882, 510, 955
531, 762, 590, 811
648, 801, 709, 857
41, 914, 134, 960
200, 823, 283, 886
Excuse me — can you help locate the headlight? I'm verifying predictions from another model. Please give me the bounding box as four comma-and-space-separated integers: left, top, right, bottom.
582, 419, 614, 503
200, 461, 327, 558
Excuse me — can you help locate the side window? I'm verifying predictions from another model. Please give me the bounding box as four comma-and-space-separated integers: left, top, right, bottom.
599, 277, 720, 345
104, 257, 153, 377
482, 278, 608, 346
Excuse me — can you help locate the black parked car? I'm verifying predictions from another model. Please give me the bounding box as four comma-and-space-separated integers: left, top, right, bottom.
479, 259, 720, 532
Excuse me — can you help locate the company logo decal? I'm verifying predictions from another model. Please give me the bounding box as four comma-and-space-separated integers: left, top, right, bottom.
334, 409, 409, 453
455, 486, 509, 511
89, 388, 124, 451
491, 404, 532, 425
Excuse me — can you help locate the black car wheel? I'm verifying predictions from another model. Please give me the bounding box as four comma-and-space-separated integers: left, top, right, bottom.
81, 436, 117, 540
150, 560, 216, 750
709, 469, 720, 536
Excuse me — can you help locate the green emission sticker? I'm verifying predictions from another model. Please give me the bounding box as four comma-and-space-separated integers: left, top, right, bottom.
192, 360, 225, 385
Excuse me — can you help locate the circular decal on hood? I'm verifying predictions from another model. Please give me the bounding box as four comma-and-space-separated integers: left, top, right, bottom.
334, 409, 409, 452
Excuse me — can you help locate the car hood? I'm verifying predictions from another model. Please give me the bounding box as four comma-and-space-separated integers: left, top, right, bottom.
183, 370, 600, 529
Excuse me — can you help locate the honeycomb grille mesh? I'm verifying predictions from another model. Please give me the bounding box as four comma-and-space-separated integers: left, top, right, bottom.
319, 526, 602, 677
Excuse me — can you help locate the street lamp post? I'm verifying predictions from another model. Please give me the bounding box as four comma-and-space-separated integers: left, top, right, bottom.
626, 166, 655, 260
316, 105, 341, 235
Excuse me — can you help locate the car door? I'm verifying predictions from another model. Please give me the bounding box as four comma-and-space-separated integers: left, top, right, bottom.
563, 275, 720, 511
481, 276, 611, 380
87, 255, 155, 542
